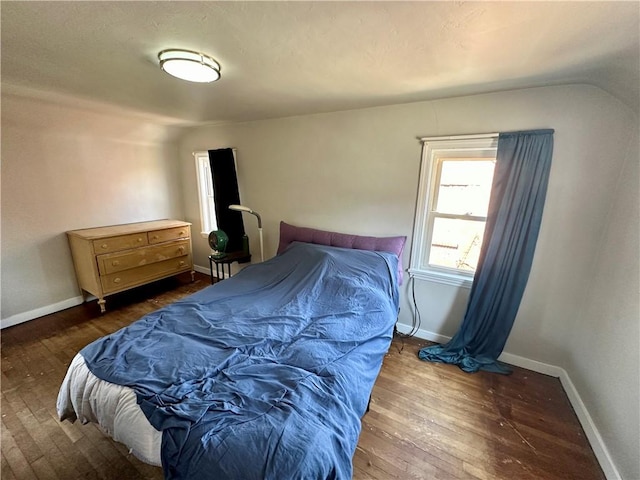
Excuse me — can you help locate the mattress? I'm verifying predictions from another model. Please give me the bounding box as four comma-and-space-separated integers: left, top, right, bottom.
57, 353, 162, 466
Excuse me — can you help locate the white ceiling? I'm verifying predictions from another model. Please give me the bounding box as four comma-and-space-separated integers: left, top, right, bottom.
2, 1, 639, 125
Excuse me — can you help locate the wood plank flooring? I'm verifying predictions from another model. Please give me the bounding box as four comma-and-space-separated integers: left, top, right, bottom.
1, 272, 604, 479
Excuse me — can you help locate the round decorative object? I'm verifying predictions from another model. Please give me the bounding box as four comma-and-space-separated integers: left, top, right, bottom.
208, 230, 228, 258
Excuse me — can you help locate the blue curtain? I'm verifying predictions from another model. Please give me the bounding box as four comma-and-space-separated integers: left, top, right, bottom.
418, 129, 554, 374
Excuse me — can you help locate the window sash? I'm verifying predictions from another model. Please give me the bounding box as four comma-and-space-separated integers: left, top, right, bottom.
432, 158, 495, 216
195, 152, 218, 236
424, 214, 487, 274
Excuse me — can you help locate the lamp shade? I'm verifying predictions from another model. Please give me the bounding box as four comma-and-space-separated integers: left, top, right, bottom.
228, 204, 253, 214
158, 49, 220, 83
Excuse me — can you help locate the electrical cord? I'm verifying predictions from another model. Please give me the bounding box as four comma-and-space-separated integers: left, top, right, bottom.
393, 275, 422, 353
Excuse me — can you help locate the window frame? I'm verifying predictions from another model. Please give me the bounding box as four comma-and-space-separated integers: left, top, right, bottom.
194, 151, 217, 237
409, 135, 498, 288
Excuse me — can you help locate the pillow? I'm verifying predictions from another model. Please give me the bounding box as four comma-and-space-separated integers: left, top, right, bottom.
276, 221, 406, 284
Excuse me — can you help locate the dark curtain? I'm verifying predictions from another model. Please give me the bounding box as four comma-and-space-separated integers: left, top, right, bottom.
419, 129, 554, 374
208, 148, 245, 252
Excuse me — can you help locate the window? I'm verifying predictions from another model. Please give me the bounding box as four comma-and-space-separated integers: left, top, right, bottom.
409, 135, 497, 287
194, 151, 218, 236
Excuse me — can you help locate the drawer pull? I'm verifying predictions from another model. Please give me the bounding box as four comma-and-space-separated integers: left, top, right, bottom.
113, 277, 121, 284
137, 237, 143, 243
179, 261, 185, 266
178, 246, 185, 253
179, 231, 185, 236
112, 260, 120, 266
152, 235, 159, 240
101, 243, 108, 249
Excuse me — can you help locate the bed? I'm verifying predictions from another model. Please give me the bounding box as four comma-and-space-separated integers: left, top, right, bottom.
57, 222, 405, 479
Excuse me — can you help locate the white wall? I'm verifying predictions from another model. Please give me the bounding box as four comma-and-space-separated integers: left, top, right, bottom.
566, 127, 639, 480
1, 93, 184, 322
178, 84, 638, 479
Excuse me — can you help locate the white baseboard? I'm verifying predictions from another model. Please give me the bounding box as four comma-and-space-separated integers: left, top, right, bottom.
194, 263, 232, 281
194, 264, 211, 276
395, 322, 451, 344
2, 267, 219, 330
497, 350, 563, 377
558, 369, 621, 480
395, 323, 620, 480
1, 296, 85, 329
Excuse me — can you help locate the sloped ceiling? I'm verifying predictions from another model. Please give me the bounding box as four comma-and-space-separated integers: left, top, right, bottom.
2, 1, 639, 125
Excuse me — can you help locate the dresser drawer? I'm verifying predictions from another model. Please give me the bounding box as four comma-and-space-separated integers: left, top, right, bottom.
97, 240, 190, 275
148, 226, 190, 244
100, 256, 191, 294
93, 233, 148, 254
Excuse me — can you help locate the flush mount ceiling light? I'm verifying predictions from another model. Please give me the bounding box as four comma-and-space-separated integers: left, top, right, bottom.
158, 49, 221, 83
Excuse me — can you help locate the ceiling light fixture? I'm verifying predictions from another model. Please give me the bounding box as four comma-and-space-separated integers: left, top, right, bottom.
158, 49, 221, 83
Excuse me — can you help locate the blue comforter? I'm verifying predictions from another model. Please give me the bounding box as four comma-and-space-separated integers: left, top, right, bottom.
80, 242, 399, 479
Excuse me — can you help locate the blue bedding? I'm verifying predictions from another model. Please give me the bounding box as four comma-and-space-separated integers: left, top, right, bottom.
80, 242, 399, 479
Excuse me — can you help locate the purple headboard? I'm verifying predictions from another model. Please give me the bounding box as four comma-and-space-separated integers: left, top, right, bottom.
276, 221, 406, 284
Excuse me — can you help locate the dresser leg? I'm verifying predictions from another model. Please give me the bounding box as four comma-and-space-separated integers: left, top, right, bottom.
190, 270, 195, 282
98, 299, 106, 314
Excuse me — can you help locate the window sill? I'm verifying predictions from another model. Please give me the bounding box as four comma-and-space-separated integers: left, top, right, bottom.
408, 268, 473, 288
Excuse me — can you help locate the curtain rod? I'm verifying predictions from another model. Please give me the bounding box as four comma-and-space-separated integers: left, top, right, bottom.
417, 133, 499, 142
192, 147, 237, 156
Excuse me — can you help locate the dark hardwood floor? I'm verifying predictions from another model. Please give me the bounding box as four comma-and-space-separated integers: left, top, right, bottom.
1, 273, 604, 479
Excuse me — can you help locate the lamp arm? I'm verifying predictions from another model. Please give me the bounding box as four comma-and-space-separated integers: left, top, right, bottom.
258, 227, 264, 262
252, 212, 262, 229
228, 204, 263, 260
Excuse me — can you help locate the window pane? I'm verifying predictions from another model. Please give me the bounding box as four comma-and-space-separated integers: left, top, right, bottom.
435, 159, 495, 216
195, 153, 217, 233
428, 217, 486, 272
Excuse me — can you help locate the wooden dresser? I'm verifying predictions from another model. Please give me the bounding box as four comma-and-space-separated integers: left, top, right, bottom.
67, 220, 194, 313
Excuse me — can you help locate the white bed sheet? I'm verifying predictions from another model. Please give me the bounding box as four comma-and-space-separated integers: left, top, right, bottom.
56, 353, 162, 467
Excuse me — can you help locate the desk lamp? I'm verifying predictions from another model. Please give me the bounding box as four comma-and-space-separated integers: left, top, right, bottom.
228, 205, 264, 262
